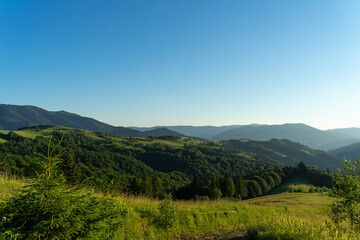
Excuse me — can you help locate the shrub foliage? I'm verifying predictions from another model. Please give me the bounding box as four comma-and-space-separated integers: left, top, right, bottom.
0, 136, 119, 239
330, 159, 360, 229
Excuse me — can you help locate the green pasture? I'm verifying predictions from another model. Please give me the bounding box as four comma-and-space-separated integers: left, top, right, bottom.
267, 176, 312, 194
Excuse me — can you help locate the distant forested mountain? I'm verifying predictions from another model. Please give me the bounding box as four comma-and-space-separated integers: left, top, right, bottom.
328, 142, 360, 162
0, 126, 340, 193
2, 104, 360, 151
210, 124, 360, 151
131, 125, 243, 139
0, 104, 184, 138
141, 128, 187, 137
326, 128, 360, 139
134, 124, 360, 151
0, 104, 130, 133
216, 139, 340, 171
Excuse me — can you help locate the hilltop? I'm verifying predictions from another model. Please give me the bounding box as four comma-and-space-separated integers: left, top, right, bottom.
0, 125, 339, 191
0, 104, 185, 138
2, 104, 360, 151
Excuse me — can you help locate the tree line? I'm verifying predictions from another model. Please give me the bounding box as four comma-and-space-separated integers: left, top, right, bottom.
0, 130, 333, 200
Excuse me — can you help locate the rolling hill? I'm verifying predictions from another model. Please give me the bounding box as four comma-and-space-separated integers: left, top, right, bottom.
0, 104, 185, 138
2, 104, 360, 152
210, 123, 360, 151
217, 138, 340, 171
0, 126, 341, 179
131, 125, 243, 139
141, 128, 187, 137
133, 124, 360, 151
326, 127, 360, 139
0, 104, 130, 133
327, 142, 360, 162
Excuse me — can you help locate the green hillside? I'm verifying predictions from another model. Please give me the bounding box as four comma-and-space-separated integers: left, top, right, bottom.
328, 141, 360, 162
0, 104, 143, 136
267, 176, 311, 194
0, 126, 275, 190
0, 125, 335, 197
0, 127, 344, 239
217, 138, 341, 170
0, 105, 187, 138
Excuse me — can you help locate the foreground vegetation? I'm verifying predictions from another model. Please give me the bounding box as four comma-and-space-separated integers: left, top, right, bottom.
0, 173, 356, 239
0, 127, 355, 239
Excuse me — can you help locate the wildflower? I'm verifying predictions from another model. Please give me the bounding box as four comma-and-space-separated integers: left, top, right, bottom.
1, 216, 6, 222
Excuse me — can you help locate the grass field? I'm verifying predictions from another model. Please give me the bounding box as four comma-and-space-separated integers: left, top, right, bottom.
0, 127, 205, 149
0, 174, 355, 239
267, 176, 312, 195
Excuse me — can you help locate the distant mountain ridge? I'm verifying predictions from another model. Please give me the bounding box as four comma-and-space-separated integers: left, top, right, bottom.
2, 104, 360, 151
141, 128, 187, 137
0, 104, 184, 138
328, 142, 360, 162
218, 138, 340, 171
209, 123, 360, 150
131, 125, 243, 139
134, 124, 360, 151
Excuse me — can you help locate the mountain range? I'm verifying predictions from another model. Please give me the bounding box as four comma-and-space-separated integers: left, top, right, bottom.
1, 104, 360, 153
0, 104, 181, 138
328, 142, 360, 162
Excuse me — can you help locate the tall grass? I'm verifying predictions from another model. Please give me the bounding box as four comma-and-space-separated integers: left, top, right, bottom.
0, 176, 357, 239
0, 172, 26, 199
245, 214, 356, 239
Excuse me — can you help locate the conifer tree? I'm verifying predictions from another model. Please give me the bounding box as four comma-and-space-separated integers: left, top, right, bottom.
60, 149, 79, 185
208, 174, 222, 199
221, 173, 235, 198
190, 175, 203, 197
209, 174, 219, 189
130, 176, 142, 195
152, 173, 164, 199
141, 176, 153, 197
235, 173, 248, 199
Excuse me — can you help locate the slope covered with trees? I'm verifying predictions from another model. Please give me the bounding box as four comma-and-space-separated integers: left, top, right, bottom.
217, 139, 340, 170
0, 126, 336, 199
328, 142, 360, 161
0, 104, 184, 138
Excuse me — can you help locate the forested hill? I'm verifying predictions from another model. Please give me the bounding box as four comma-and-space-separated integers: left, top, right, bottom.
0, 104, 127, 134
0, 104, 185, 138
216, 139, 340, 171
0, 126, 339, 193
328, 142, 360, 162
210, 124, 358, 151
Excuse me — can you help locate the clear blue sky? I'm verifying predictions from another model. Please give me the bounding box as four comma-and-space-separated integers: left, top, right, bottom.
1, 0, 360, 129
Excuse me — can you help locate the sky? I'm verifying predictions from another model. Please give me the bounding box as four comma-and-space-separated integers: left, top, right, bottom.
1, 0, 360, 129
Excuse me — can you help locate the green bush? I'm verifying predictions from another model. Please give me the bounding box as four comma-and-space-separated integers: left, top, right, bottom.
0, 136, 120, 239
157, 194, 177, 229
330, 159, 360, 229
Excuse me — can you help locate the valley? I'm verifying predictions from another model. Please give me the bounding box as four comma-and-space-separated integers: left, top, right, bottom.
0, 105, 359, 239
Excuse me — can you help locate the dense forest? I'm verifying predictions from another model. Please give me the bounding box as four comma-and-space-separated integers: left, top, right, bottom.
0, 126, 334, 200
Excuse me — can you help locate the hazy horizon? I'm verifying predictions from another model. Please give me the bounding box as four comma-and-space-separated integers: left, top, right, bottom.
2, 1, 360, 130
2, 103, 356, 131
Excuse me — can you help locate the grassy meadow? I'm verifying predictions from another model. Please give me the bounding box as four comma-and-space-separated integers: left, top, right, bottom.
0, 173, 356, 240
267, 176, 312, 195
